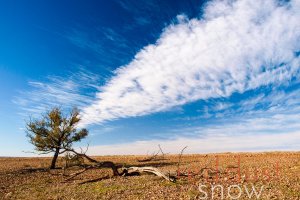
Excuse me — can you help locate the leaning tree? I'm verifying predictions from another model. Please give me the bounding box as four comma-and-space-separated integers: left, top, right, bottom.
26, 107, 88, 169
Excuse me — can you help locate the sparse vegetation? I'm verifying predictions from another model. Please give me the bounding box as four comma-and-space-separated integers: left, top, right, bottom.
26, 107, 88, 169
0, 152, 299, 199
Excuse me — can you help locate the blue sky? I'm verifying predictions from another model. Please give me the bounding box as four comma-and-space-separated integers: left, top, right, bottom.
0, 0, 300, 156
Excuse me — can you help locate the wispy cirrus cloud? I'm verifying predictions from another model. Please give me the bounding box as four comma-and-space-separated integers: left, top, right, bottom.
84, 90, 300, 155
80, 0, 300, 127
86, 112, 300, 155
13, 68, 101, 116
116, 0, 157, 26
67, 27, 138, 69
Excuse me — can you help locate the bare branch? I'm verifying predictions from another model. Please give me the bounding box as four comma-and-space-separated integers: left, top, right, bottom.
123, 167, 176, 182
177, 146, 188, 173
137, 150, 160, 162
158, 144, 165, 157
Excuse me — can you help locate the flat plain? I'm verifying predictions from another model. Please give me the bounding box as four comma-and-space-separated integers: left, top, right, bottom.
0, 152, 299, 199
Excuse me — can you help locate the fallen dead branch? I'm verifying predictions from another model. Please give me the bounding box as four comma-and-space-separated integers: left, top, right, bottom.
122, 167, 176, 182
62, 148, 175, 183
64, 166, 91, 181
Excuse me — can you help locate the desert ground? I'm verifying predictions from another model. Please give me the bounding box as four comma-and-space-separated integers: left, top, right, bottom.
0, 152, 299, 200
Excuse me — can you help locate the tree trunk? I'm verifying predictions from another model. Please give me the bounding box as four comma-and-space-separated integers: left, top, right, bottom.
50, 148, 60, 169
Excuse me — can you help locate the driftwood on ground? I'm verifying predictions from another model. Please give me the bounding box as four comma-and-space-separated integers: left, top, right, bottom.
122, 166, 176, 182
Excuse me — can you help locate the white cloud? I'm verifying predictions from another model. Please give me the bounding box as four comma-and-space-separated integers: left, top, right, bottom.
80, 0, 300, 126
13, 68, 101, 116
87, 132, 300, 155
86, 113, 300, 155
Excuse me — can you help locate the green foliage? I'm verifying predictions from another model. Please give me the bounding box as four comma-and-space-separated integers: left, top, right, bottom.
26, 107, 88, 155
